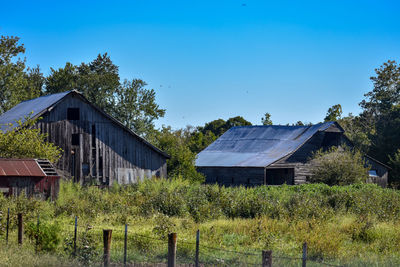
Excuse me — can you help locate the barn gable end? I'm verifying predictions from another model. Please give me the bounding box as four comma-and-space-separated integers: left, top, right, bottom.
0, 91, 169, 185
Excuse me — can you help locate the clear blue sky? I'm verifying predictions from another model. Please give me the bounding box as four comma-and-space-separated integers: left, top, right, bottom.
1, 0, 399, 129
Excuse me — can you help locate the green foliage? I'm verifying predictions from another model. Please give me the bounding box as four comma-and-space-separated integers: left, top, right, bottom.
44, 54, 165, 138
0, 35, 42, 114
309, 147, 369, 186
389, 149, 400, 187
3, 180, 400, 265
199, 116, 252, 138
63, 227, 99, 265
114, 79, 166, 137
324, 104, 342, 122
155, 126, 204, 182
26, 221, 61, 252
261, 112, 272, 125
0, 115, 63, 163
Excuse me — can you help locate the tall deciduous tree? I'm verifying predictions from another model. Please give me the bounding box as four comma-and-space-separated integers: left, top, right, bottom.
324, 104, 342, 122
114, 79, 166, 137
0, 35, 42, 114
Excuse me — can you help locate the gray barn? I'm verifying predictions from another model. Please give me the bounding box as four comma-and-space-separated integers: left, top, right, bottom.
196, 122, 388, 187
0, 90, 169, 185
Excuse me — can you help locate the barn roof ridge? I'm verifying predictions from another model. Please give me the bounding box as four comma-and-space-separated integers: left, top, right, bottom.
0, 90, 169, 159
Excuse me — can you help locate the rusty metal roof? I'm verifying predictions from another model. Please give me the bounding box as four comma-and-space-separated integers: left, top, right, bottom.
0, 159, 56, 177
196, 122, 336, 167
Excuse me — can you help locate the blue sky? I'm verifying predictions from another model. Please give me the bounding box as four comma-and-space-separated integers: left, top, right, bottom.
1, 0, 399, 128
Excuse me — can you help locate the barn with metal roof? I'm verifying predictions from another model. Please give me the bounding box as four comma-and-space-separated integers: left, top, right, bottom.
196, 122, 388, 186
0, 90, 169, 185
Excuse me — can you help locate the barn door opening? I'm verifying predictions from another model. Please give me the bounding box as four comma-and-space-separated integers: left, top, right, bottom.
265, 168, 294, 185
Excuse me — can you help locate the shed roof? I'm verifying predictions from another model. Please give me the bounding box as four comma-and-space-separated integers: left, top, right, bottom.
0, 90, 169, 158
195, 122, 337, 167
0, 159, 52, 177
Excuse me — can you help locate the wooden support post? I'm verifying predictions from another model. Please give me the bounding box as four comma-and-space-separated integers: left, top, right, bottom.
103, 229, 112, 267
35, 214, 40, 253
73, 216, 78, 256
262, 250, 272, 267
302, 242, 307, 267
168, 233, 177, 267
195, 230, 200, 267
17, 213, 23, 245
6, 208, 9, 245
124, 224, 128, 266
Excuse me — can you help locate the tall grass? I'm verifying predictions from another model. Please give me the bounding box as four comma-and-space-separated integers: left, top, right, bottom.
1, 179, 400, 266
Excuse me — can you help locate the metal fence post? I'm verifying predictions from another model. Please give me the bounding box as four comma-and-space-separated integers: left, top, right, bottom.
124, 224, 128, 266
262, 250, 272, 267
103, 229, 112, 267
17, 213, 23, 245
6, 208, 9, 244
302, 242, 307, 267
195, 229, 200, 267
168, 233, 177, 267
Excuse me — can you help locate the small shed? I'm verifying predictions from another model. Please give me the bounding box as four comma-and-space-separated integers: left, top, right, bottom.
0, 159, 60, 199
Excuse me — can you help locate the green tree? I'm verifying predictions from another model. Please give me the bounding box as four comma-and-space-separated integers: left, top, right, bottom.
199, 116, 252, 138
0, 35, 41, 114
338, 114, 371, 153
309, 146, 369, 186
155, 126, 204, 182
114, 79, 166, 137
45, 54, 165, 138
389, 149, 400, 187
324, 104, 342, 122
45, 62, 78, 94
358, 61, 400, 186
261, 112, 272, 125
0, 116, 63, 163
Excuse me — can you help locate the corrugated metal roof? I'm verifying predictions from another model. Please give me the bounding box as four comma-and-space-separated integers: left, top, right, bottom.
195, 122, 336, 167
0, 91, 70, 132
0, 159, 46, 177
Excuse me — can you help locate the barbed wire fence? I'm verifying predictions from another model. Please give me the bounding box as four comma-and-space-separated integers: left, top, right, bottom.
1, 211, 346, 267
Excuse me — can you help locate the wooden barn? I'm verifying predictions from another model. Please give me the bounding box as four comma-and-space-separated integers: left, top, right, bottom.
0, 90, 169, 185
196, 122, 388, 187
0, 158, 60, 199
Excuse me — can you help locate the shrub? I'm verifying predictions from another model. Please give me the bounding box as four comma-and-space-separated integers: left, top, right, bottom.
26, 221, 61, 252
309, 146, 369, 186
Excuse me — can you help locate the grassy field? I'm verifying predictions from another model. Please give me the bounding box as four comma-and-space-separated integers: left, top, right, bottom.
1, 179, 400, 266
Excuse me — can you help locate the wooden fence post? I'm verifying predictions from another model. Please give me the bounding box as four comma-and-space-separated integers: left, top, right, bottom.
73, 216, 77, 256
124, 224, 128, 266
103, 229, 112, 267
302, 242, 307, 267
6, 208, 9, 244
168, 233, 177, 267
195, 230, 200, 267
17, 213, 23, 245
262, 250, 272, 267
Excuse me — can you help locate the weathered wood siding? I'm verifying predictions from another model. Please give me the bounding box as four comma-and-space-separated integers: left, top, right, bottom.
366, 157, 388, 187
35, 94, 167, 185
198, 167, 265, 186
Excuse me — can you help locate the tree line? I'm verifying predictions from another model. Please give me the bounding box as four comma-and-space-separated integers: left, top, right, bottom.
0, 34, 399, 185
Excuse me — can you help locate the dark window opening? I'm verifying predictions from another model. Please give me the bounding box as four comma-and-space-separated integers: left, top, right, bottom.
91, 125, 96, 147
67, 108, 80, 120
322, 132, 341, 147
71, 134, 80, 146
